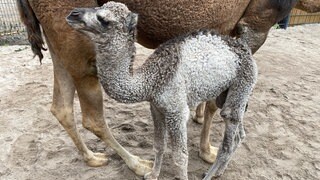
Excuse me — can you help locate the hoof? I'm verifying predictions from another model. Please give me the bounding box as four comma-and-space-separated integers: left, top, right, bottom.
202, 171, 223, 180
127, 156, 153, 176
144, 172, 158, 180
85, 152, 108, 167
193, 116, 204, 124
199, 146, 218, 164
202, 166, 224, 180
190, 109, 204, 124
202, 172, 208, 179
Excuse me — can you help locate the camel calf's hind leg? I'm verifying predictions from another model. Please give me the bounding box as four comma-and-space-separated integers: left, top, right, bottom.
50, 57, 107, 167
203, 86, 253, 179
203, 117, 243, 179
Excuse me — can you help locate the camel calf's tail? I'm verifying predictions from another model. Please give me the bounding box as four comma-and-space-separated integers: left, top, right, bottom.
17, 0, 46, 62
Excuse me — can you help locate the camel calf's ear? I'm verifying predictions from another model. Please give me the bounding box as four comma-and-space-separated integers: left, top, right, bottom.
125, 12, 138, 32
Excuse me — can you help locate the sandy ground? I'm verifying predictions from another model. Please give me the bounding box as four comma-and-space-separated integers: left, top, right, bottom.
0, 24, 320, 180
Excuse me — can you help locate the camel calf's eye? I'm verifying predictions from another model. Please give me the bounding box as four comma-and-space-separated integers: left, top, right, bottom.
97, 15, 110, 27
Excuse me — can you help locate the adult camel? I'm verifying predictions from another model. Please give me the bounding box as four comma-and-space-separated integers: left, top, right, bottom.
17, 0, 320, 177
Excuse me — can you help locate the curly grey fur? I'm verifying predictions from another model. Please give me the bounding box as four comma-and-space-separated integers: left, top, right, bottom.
66, 2, 258, 179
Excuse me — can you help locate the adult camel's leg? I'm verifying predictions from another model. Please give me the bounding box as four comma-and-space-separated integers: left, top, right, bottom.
22, 0, 149, 173
144, 104, 167, 180
50, 54, 107, 167
199, 100, 218, 163
193, 102, 206, 124
74, 75, 153, 176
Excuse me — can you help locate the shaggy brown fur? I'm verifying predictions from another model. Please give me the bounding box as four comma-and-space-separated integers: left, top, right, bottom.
17, 0, 46, 61
17, 0, 320, 176
296, 0, 320, 12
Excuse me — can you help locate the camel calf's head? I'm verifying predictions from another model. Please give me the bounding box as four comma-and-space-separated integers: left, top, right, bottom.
66, 1, 138, 42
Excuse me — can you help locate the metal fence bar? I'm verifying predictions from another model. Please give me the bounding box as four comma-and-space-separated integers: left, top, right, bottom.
0, 0, 25, 36
0, 0, 27, 45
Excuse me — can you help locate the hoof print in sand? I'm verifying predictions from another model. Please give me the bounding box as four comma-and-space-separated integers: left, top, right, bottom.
118, 123, 136, 133
9, 134, 40, 167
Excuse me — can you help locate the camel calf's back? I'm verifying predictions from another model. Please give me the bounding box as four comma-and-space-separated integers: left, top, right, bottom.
146, 30, 257, 110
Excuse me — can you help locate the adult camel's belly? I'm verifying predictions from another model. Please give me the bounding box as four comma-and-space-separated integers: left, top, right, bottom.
99, 0, 251, 48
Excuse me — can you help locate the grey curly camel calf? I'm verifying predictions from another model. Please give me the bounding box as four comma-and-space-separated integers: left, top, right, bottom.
66, 2, 258, 179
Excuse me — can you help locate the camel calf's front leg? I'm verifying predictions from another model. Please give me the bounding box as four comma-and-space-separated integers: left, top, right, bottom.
167, 108, 189, 180
144, 105, 167, 180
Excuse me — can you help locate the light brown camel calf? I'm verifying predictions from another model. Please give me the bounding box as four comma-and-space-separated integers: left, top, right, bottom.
17, 0, 320, 176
